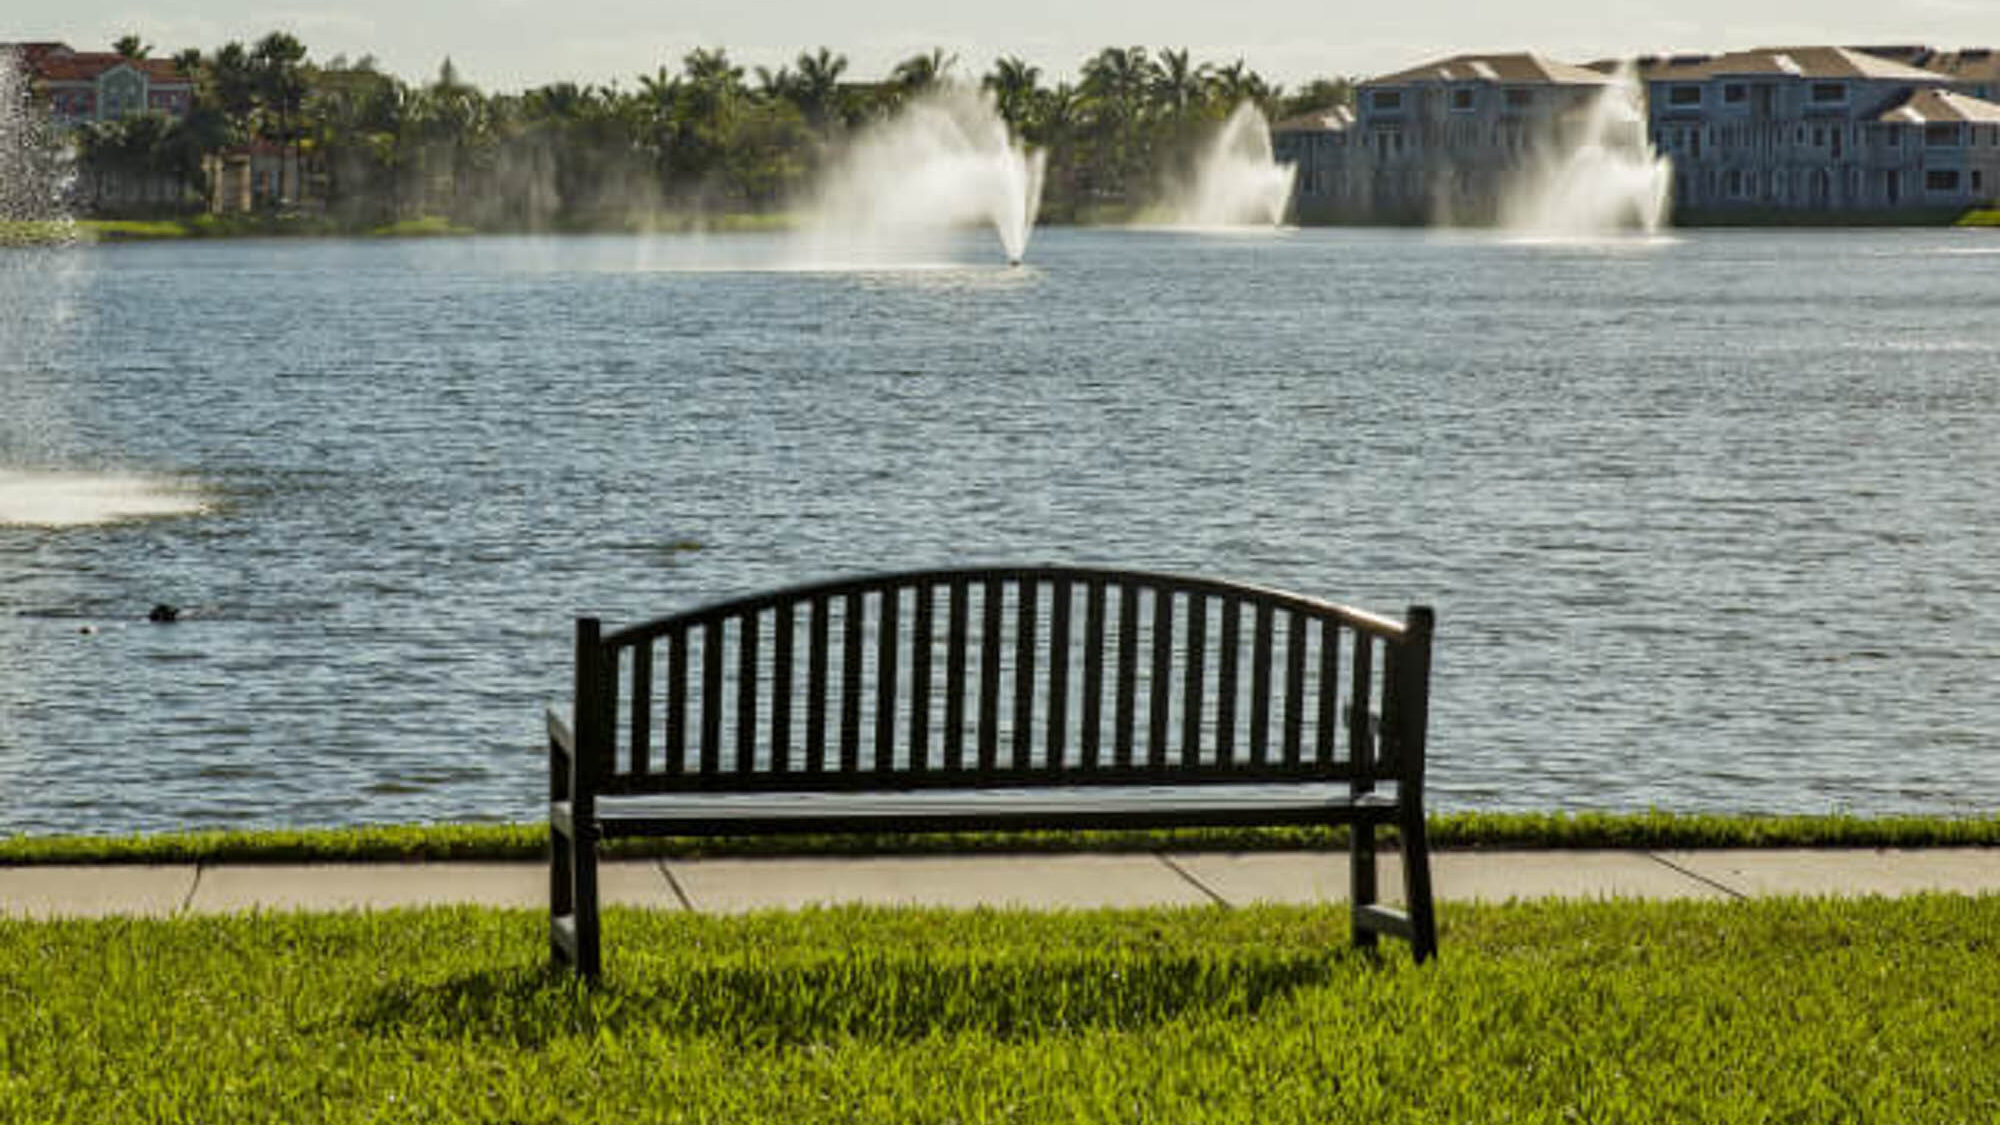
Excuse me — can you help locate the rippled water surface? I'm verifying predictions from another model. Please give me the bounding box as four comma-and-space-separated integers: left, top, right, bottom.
3, 227, 1997, 833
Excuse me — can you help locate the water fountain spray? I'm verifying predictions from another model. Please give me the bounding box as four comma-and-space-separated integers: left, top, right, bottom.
795, 85, 1044, 267
1165, 103, 1297, 227
1497, 64, 1672, 237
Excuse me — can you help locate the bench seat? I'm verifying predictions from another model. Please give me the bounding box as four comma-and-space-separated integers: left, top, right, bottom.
563, 785, 1402, 838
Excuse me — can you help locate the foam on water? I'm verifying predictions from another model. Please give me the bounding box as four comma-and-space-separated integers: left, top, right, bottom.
0, 470, 208, 528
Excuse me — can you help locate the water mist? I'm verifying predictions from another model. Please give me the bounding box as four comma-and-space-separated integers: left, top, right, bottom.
1498, 65, 1672, 236
1, 49, 206, 527
1166, 103, 1296, 227
794, 85, 1044, 267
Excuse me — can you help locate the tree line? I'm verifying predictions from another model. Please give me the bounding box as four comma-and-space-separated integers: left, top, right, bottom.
68, 34, 1357, 226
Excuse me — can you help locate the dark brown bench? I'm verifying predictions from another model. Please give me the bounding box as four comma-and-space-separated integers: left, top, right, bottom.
548, 566, 1436, 977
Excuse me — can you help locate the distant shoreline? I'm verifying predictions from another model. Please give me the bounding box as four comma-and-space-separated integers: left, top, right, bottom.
8, 207, 1996, 246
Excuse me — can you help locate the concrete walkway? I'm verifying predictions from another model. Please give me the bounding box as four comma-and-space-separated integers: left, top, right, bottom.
5, 848, 2000, 919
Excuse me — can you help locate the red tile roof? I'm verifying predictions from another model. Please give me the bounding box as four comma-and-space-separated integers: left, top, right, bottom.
13, 44, 188, 86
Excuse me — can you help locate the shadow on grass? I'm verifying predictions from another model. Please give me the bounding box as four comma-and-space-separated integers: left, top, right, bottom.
348, 947, 1356, 1046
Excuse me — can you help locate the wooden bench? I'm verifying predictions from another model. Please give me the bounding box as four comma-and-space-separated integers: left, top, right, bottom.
548, 566, 1437, 976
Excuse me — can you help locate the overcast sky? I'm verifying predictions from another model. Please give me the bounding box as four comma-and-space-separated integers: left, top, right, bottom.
10, 0, 1995, 91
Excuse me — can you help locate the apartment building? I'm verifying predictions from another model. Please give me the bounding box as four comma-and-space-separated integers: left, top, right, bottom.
1276, 44, 2000, 222
1644, 47, 2000, 214
1270, 106, 1354, 222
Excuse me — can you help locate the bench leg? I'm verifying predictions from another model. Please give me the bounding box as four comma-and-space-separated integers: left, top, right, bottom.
1400, 807, 1438, 964
550, 816, 574, 966
1349, 819, 1380, 951
550, 816, 603, 978
571, 830, 602, 978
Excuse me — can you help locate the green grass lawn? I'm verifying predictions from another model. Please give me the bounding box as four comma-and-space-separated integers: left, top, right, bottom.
9, 810, 2000, 866
4, 896, 1997, 1122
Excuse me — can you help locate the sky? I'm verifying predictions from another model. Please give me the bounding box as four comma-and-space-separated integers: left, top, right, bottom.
8, 0, 1995, 92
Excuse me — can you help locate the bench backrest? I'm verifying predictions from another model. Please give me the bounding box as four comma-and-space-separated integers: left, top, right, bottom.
570, 567, 1432, 795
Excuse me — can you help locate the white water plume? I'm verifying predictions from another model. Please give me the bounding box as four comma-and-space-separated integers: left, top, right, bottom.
0, 47, 73, 232
1165, 103, 1296, 227
1498, 64, 1671, 237
0, 470, 208, 527
1, 51, 207, 528
795, 85, 1044, 267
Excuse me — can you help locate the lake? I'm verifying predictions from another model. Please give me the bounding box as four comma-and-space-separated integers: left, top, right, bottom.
2, 226, 1997, 834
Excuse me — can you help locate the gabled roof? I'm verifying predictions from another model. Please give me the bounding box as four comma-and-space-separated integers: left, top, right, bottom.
1914, 48, 2000, 85
1365, 53, 1613, 88
1879, 88, 2000, 125
1272, 105, 1355, 132
20, 47, 189, 86
1672, 46, 1947, 83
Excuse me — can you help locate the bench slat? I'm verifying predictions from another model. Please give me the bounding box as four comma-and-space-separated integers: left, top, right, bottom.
630, 643, 652, 776
1013, 579, 1037, 768
736, 611, 759, 775
1114, 582, 1138, 769
1047, 578, 1071, 769
1317, 617, 1339, 766
978, 578, 1002, 774
1216, 598, 1239, 764
910, 582, 933, 772
876, 587, 899, 771
946, 579, 969, 771
807, 596, 829, 774
1183, 593, 1206, 767
1082, 578, 1105, 770
1284, 609, 1307, 767
841, 591, 863, 773
1349, 632, 1375, 778
701, 619, 723, 775
591, 783, 1396, 827
1148, 585, 1173, 769
587, 760, 1368, 796
667, 625, 688, 774
772, 605, 794, 774
1251, 601, 1273, 765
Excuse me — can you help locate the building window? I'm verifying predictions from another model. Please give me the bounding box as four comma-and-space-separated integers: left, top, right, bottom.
1451, 88, 1473, 111
1724, 83, 1746, 103
1810, 82, 1846, 103
1973, 170, 1984, 194
1505, 88, 1532, 108
1372, 90, 1401, 110
1727, 169, 1743, 196
1927, 169, 1961, 191
1925, 123, 1960, 147
1669, 85, 1701, 106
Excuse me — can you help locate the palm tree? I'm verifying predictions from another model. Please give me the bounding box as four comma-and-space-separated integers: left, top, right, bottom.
209, 41, 259, 143
112, 35, 151, 60
1152, 48, 1208, 119
1079, 46, 1154, 201
791, 47, 848, 133
983, 55, 1040, 133
890, 48, 957, 99
1208, 58, 1276, 112
754, 64, 795, 105
252, 32, 309, 205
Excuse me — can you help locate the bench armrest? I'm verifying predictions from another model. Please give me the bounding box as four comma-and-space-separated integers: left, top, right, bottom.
547, 707, 575, 760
